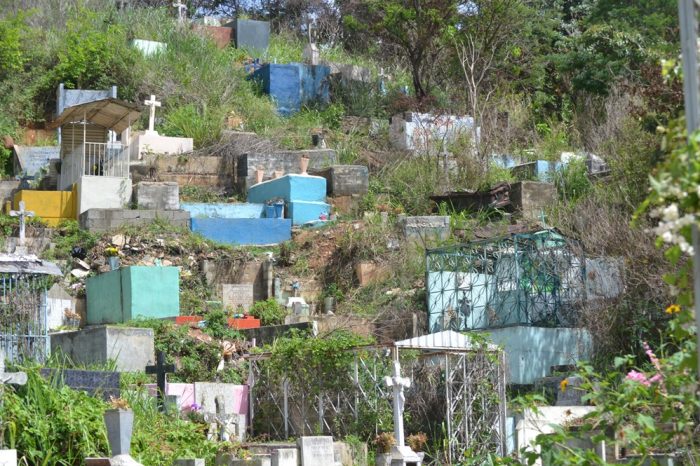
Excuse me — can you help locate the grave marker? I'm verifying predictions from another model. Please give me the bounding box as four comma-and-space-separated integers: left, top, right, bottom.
222, 284, 255, 312
146, 351, 175, 411
9, 201, 34, 248
143, 95, 161, 134
297, 436, 335, 466
172, 1, 187, 22
555, 376, 586, 406
39, 368, 121, 400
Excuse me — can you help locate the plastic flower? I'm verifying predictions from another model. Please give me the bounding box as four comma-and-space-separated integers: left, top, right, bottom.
665, 304, 681, 314
559, 378, 569, 393
625, 370, 650, 386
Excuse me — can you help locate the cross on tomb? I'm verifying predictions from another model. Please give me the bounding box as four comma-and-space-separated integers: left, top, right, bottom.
146, 351, 175, 412
0, 350, 27, 386
144, 95, 162, 133
384, 358, 411, 446
9, 201, 34, 247
173, 1, 187, 22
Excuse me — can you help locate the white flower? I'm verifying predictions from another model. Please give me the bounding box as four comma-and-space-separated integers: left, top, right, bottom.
662, 204, 679, 222
661, 231, 674, 243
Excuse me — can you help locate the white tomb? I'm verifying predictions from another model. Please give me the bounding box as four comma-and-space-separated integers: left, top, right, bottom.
389, 112, 479, 154
128, 95, 193, 160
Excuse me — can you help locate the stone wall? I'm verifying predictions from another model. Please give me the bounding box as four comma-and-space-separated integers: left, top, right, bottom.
79, 208, 190, 232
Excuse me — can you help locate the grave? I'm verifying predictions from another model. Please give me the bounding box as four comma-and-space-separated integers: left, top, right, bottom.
226, 18, 270, 52
133, 181, 179, 210
195, 382, 249, 442
191, 24, 233, 49
39, 368, 121, 400
389, 112, 478, 153
13, 189, 76, 226
131, 39, 167, 56
182, 202, 264, 219
55, 82, 116, 117
247, 174, 330, 225
325, 62, 372, 84
46, 283, 76, 331
222, 284, 255, 312
146, 351, 175, 411
271, 449, 297, 466
311, 165, 369, 196
555, 376, 586, 406
238, 321, 314, 346
236, 149, 337, 193
79, 208, 190, 232
132, 151, 232, 188
128, 95, 193, 159
399, 216, 450, 243
509, 181, 557, 221
145, 382, 195, 412
86, 266, 180, 324
584, 257, 624, 303
297, 436, 336, 466
50, 325, 154, 372
251, 63, 331, 116
12, 145, 60, 178
510, 160, 562, 182
200, 258, 273, 302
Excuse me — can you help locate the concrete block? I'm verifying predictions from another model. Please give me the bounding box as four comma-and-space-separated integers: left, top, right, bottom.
298, 436, 334, 466
131, 39, 166, 56
134, 182, 179, 210
191, 218, 291, 245
312, 165, 369, 196
191, 24, 233, 49
181, 202, 264, 219
509, 181, 557, 221
222, 283, 255, 312
390, 112, 478, 153
237, 149, 337, 193
76, 176, 132, 215
50, 325, 155, 372
355, 261, 390, 287
86, 266, 179, 324
400, 216, 450, 242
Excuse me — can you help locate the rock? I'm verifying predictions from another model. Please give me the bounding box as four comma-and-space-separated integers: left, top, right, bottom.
162, 259, 173, 266
111, 234, 126, 248
75, 259, 90, 270
71, 269, 89, 278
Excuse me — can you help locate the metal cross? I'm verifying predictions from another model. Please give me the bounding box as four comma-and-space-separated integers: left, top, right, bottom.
146, 351, 175, 411
9, 201, 34, 247
172, 1, 187, 22
0, 350, 27, 386
143, 95, 161, 133
384, 358, 411, 446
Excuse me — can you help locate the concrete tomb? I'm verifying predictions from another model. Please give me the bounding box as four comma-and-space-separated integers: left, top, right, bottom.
251, 63, 331, 116
226, 18, 270, 52
247, 174, 330, 226
236, 149, 337, 193
312, 165, 369, 197
399, 216, 451, 243
195, 382, 249, 442
510, 160, 562, 182
50, 325, 155, 372
182, 202, 264, 219
79, 208, 190, 232
133, 181, 179, 210
222, 283, 255, 312
297, 436, 336, 466
390, 112, 478, 153
131, 39, 167, 56
86, 266, 180, 324
128, 95, 193, 159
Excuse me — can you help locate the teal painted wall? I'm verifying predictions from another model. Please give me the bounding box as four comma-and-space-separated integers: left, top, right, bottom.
87, 266, 179, 324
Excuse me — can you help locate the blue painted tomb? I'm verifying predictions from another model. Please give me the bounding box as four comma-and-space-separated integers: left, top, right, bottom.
251, 63, 331, 116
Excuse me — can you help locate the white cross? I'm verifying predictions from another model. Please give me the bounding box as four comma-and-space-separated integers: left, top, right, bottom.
9, 201, 34, 247
173, 1, 187, 21
144, 95, 161, 133
384, 359, 411, 446
0, 350, 27, 386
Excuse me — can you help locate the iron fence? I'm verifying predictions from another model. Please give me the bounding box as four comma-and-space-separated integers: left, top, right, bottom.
0, 274, 50, 363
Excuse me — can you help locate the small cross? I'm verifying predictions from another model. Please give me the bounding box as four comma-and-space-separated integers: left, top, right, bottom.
0, 350, 27, 386
173, 1, 187, 22
144, 95, 161, 133
9, 201, 34, 247
384, 359, 411, 446
146, 351, 175, 412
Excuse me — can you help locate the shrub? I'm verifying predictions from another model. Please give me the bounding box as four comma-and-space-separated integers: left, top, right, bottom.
249, 299, 286, 326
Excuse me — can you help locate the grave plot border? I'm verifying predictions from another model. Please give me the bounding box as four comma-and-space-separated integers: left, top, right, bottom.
249, 344, 507, 462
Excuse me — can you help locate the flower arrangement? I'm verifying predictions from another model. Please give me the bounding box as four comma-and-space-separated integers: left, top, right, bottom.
374, 432, 396, 453
108, 396, 130, 410
104, 246, 119, 257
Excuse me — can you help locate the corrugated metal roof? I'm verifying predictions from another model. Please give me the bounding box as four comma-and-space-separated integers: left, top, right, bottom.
394, 330, 498, 351
49, 98, 141, 133
13, 146, 60, 176
0, 254, 62, 276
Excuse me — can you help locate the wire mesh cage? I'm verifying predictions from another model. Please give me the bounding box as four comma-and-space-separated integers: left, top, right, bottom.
426, 229, 585, 332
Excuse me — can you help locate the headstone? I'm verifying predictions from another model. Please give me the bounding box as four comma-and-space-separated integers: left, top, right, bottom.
400, 216, 450, 243
222, 284, 255, 312
297, 436, 335, 466
384, 360, 410, 446
555, 376, 586, 406
271, 449, 297, 466
195, 382, 248, 442
145, 351, 175, 412
133, 182, 180, 210
0, 450, 17, 466
172, 1, 186, 22
39, 368, 120, 400
143, 95, 161, 134
302, 24, 319, 66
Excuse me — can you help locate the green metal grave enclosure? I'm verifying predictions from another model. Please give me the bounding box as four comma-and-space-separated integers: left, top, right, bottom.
426, 229, 585, 332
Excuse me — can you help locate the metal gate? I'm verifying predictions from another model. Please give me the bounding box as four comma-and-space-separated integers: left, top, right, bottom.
0, 273, 50, 363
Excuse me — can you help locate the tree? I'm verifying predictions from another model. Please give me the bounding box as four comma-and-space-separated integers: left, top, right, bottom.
450, 0, 529, 160
345, 0, 459, 100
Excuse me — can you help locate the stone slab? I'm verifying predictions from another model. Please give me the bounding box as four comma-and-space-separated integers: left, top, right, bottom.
50, 326, 154, 372
271, 449, 297, 466
39, 368, 120, 400
312, 165, 369, 196
556, 376, 586, 406
400, 216, 450, 242
297, 436, 334, 466
222, 284, 255, 312
0, 449, 17, 466
133, 182, 179, 210
191, 218, 292, 245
